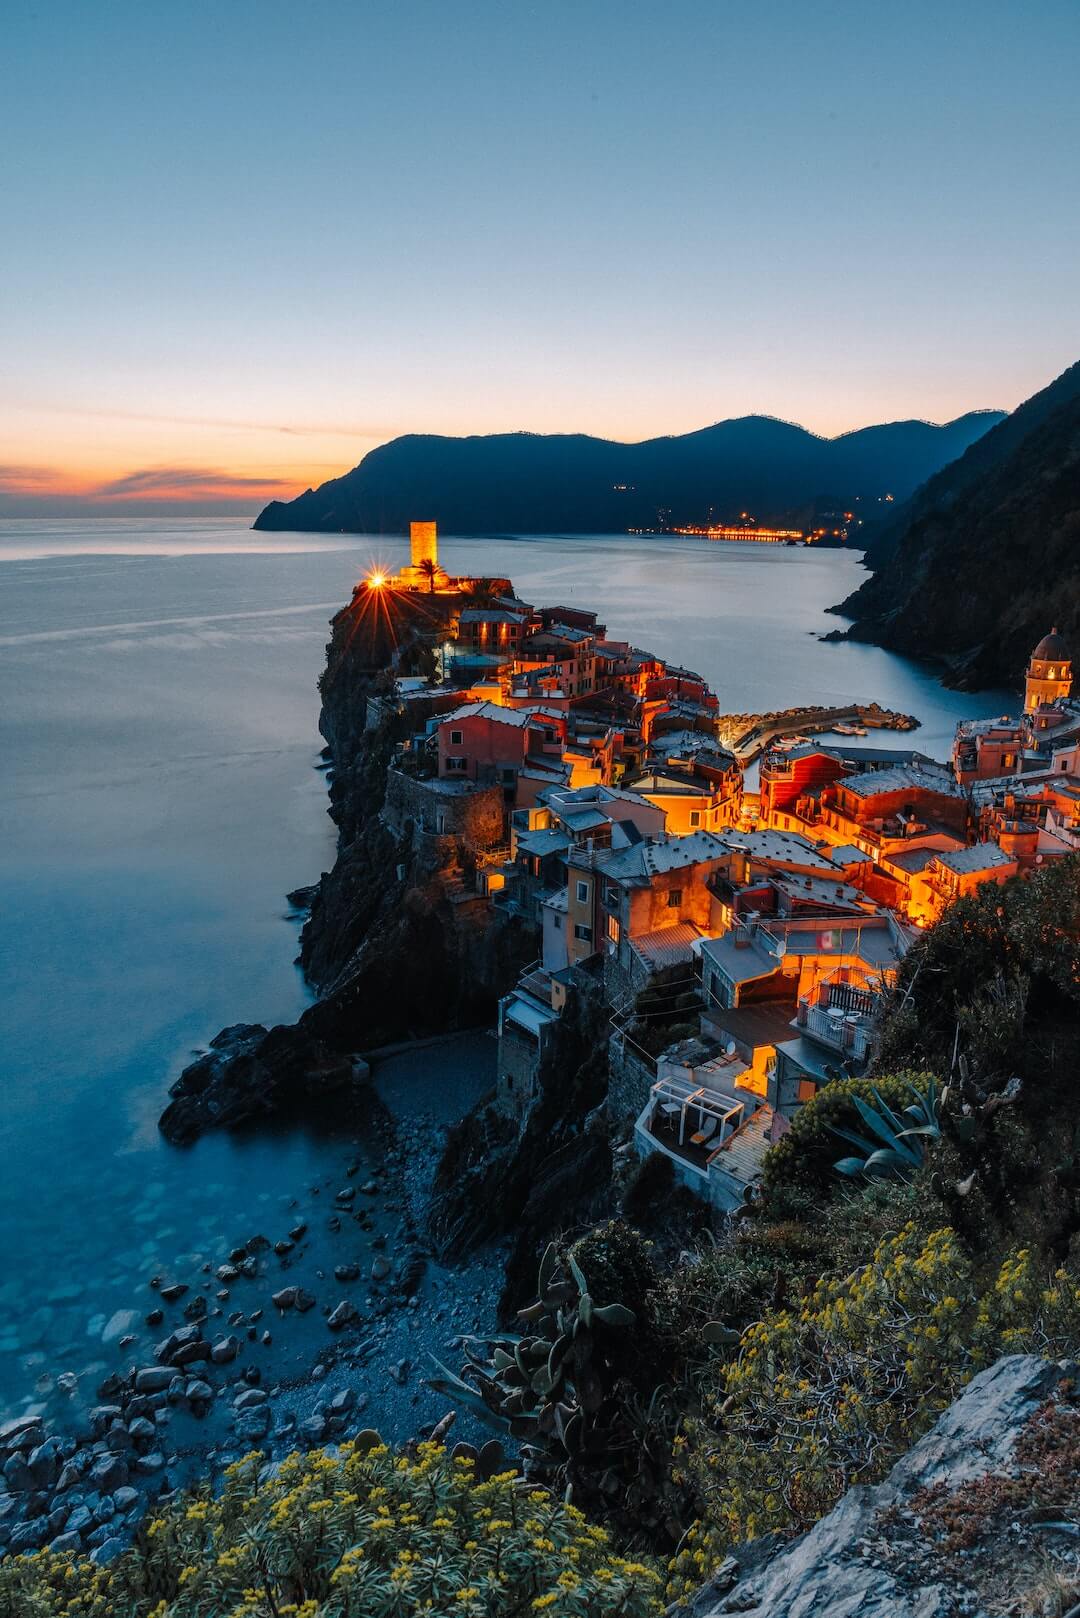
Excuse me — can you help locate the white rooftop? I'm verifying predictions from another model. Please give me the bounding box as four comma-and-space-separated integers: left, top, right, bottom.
932, 842, 1015, 875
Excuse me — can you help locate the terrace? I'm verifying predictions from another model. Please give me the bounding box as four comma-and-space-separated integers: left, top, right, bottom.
634, 1071, 774, 1208
793, 972, 881, 1063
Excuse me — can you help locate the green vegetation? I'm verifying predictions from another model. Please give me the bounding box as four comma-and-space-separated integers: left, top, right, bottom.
431, 1232, 683, 1545
667, 1224, 1080, 1597
831, 1075, 943, 1180
757, 1073, 935, 1214
0, 1439, 662, 1618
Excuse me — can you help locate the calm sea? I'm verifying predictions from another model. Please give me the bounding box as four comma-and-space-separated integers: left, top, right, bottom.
0, 518, 1011, 1422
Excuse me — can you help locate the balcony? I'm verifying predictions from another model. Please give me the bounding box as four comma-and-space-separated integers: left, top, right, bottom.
795, 992, 874, 1062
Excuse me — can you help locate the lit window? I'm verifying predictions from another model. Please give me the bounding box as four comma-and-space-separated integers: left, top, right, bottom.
606, 914, 620, 943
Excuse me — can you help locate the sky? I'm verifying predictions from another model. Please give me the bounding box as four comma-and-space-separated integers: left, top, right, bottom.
2, 0, 1079, 516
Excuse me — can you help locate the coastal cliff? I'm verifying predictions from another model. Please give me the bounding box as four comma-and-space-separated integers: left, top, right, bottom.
160, 580, 534, 1145
831, 358, 1080, 689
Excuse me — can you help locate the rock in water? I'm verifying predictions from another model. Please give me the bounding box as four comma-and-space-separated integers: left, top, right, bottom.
326, 1300, 358, 1330
159, 1023, 361, 1145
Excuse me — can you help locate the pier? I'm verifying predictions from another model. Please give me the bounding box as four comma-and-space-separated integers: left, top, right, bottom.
716, 702, 919, 764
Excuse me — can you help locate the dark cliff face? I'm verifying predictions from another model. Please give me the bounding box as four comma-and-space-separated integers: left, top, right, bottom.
161, 586, 536, 1144
833, 360, 1080, 690
252, 412, 1003, 535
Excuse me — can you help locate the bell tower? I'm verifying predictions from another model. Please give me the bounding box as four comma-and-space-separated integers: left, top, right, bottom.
1024, 628, 1072, 712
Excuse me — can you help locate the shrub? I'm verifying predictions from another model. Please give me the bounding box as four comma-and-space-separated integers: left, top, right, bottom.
758, 1073, 936, 1216
666, 1226, 1080, 1600
874, 856, 1080, 1086
621, 1150, 675, 1221
431, 1231, 685, 1547
0, 1440, 663, 1618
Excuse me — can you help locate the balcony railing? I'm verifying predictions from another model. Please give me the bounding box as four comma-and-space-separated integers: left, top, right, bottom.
825, 981, 876, 1016
796, 999, 871, 1060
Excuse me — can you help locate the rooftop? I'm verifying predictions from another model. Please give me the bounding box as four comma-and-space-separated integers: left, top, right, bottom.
837, 765, 962, 799
708, 1104, 775, 1188
720, 829, 842, 870
459, 608, 527, 625
768, 871, 873, 910
442, 700, 565, 729
1032, 629, 1070, 661
774, 1034, 840, 1083
517, 828, 573, 857
932, 842, 1016, 875
883, 846, 940, 875
558, 807, 612, 832
821, 843, 871, 866
702, 999, 801, 1052
630, 921, 708, 971
590, 830, 730, 883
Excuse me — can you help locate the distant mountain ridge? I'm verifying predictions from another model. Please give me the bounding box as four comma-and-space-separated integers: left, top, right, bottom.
833, 360, 1080, 689
252, 411, 1004, 536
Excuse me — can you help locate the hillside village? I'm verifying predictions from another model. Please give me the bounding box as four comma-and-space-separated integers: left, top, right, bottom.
354, 527, 1080, 1215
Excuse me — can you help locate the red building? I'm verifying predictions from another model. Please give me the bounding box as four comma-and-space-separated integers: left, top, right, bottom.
759, 746, 847, 821
438, 702, 567, 782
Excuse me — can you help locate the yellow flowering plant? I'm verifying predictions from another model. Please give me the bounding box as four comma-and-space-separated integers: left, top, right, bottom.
667, 1226, 1080, 1600
0, 1438, 662, 1618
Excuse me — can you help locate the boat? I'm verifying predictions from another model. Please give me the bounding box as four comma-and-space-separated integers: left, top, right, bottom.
833, 722, 860, 736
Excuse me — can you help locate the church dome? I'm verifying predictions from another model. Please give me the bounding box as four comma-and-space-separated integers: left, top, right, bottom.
1031, 629, 1070, 662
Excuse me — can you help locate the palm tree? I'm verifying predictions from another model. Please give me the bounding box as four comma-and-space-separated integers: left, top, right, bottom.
418, 557, 438, 593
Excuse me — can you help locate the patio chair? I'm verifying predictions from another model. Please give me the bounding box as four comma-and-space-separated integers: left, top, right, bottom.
691, 1115, 718, 1147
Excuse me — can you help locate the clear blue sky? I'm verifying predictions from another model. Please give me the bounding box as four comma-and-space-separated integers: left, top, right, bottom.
2, 0, 1078, 512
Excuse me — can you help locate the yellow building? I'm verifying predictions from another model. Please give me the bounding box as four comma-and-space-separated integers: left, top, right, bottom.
1024, 628, 1072, 712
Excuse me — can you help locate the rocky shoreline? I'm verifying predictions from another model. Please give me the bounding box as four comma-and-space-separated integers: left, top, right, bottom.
0, 1032, 508, 1564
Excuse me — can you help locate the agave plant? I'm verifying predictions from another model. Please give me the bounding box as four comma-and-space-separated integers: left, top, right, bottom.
428, 1242, 634, 1454
427, 1242, 684, 1538
831, 1077, 945, 1180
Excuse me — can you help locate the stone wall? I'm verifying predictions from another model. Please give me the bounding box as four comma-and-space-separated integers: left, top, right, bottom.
383, 770, 505, 850
608, 1032, 656, 1124
496, 1023, 541, 1118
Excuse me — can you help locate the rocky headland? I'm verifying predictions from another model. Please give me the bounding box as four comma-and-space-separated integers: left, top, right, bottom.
827, 357, 1080, 690
160, 576, 536, 1147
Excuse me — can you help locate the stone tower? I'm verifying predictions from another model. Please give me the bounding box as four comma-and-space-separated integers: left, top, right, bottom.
1024, 628, 1072, 712
410, 521, 438, 572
